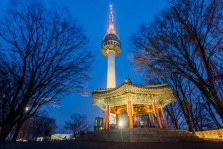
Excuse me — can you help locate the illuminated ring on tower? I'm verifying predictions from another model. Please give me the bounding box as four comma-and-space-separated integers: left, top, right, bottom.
101, 33, 121, 57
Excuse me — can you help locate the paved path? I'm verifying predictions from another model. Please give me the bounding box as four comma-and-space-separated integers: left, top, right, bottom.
1, 140, 223, 149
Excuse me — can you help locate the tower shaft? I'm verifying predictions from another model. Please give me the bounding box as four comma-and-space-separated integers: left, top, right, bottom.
101, 4, 121, 89
107, 50, 116, 88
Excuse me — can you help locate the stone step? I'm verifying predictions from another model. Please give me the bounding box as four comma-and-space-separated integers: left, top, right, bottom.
80, 128, 202, 142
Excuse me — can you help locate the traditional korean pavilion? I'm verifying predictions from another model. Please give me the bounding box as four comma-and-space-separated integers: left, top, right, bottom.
93, 77, 175, 129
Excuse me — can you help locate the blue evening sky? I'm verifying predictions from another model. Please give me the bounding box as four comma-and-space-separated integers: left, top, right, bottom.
0, 0, 166, 131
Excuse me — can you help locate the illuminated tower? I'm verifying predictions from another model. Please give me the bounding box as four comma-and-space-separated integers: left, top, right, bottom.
102, 4, 121, 88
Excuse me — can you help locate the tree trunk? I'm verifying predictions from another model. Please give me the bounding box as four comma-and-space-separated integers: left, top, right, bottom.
0, 132, 8, 142
177, 99, 194, 132
0, 124, 12, 142
207, 103, 222, 128
166, 105, 179, 129
11, 122, 22, 142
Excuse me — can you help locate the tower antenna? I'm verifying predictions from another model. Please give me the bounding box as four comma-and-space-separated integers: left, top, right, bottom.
107, 4, 115, 34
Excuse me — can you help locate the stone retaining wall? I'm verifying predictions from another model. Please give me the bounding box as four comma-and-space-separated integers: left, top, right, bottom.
195, 129, 223, 141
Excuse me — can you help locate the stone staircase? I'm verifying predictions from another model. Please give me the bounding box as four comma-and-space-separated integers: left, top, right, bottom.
80, 128, 202, 142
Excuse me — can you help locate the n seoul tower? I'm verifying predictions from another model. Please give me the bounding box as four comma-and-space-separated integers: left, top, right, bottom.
101, 4, 121, 89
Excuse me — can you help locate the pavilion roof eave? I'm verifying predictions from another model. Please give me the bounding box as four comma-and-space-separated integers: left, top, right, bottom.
92, 82, 176, 110
92, 82, 173, 96
93, 103, 105, 110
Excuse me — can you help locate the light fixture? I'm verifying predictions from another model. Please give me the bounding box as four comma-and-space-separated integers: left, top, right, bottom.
25, 107, 29, 112
118, 121, 124, 128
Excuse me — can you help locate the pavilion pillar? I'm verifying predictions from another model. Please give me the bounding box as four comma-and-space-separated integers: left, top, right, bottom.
104, 104, 110, 129
133, 114, 136, 128
127, 100, 134, 128
153, 102, 162, 128
160, 108, 168, 128
149, 112, 155, 128
116, 114, 119, 128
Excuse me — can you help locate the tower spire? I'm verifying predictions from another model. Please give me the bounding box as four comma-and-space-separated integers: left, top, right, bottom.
107, 4, 116, 34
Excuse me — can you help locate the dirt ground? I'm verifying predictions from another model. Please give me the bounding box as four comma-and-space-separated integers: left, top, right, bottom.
1, 140, 223, 149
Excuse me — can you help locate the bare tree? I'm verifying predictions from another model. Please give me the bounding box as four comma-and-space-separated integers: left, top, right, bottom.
165, 101, 184, 129
0, 0, 92, 142
18, 111, 56, 141
171, 75, 217, 131
130, 0, 223, 126
64, 113, 90, 135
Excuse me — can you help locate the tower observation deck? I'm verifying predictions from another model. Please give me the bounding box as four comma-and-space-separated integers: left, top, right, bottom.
102, 4, 121, 88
